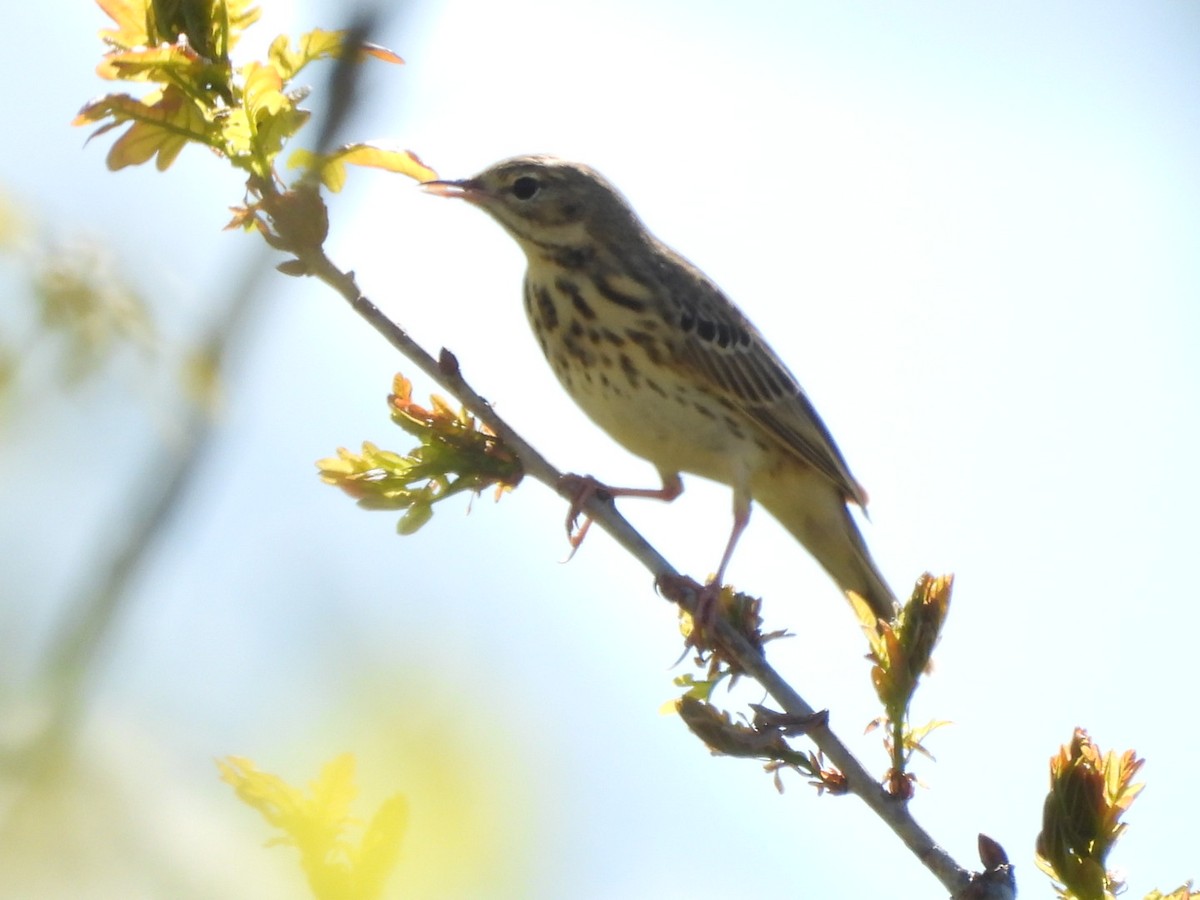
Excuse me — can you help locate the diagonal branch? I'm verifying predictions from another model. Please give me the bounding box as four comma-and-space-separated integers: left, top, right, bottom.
302, 246, 991, 897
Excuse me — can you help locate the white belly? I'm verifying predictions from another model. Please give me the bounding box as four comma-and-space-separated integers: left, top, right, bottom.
522, 265, 774, 491
543, 333, 771, 489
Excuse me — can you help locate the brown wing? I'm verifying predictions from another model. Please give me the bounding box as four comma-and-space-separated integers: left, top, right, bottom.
652, 250, 869, 508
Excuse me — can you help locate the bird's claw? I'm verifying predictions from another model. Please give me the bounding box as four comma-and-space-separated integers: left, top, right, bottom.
558, 474, 610, 556
561, 513, 593, 562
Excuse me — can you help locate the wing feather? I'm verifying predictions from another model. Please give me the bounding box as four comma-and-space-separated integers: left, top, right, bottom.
650, 250, 869, 507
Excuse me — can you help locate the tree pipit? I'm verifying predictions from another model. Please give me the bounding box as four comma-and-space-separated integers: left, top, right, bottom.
423, 156, 896, 622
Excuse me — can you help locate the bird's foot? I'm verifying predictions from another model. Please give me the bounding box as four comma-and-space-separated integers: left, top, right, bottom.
557, 473, 612, 554
656, 572, 725, 643
557, 472, 684, 557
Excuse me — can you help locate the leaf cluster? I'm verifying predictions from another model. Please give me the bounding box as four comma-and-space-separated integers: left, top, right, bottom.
861, 573, 953, 798
675, 583, 788, 682
673, 695, 845, 795
74, 0, 434, 268
1032, 728, 1194, 899
316, 374, 524, 534
1034, 728, 1153, 900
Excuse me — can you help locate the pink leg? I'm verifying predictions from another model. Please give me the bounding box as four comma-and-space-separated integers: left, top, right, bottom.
561, 471, 684, 549
693, 489, 752, 626
711, 489, 751, 587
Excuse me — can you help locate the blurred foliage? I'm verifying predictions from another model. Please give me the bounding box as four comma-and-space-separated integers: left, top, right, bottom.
0, 189, 24, 247
32, 240, 155, 382
219, 754, 406, 900
0, 191, 156, 403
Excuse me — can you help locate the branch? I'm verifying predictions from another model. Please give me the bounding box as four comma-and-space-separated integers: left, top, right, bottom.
302, 246, 992, 896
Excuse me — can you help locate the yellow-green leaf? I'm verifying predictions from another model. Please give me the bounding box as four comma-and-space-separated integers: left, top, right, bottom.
216, 0, 263, 53
268, 28, 346, 81
97, 42, 199, 82
242, 60, 286, 123
76, 86, 213, 171
97, 0, 151, 50
287, 144, 436, 193
337, 144, 437, 182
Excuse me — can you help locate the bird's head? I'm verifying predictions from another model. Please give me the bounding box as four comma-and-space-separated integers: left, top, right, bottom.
422, 155, 641, 253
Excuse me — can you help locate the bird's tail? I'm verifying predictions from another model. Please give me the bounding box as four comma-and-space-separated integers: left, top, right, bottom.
753, 467, 896, 622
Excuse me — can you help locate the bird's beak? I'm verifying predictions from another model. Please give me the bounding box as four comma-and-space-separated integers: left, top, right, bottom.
420, 178, 485, 204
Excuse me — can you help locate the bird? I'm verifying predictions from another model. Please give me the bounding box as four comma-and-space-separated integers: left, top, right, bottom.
422, 155, 896, 621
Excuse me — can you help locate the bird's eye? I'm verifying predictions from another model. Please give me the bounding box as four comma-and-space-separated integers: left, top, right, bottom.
511, 176, 540, 200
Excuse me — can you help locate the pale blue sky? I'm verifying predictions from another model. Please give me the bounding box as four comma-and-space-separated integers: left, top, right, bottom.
3, 1, 1198, 897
